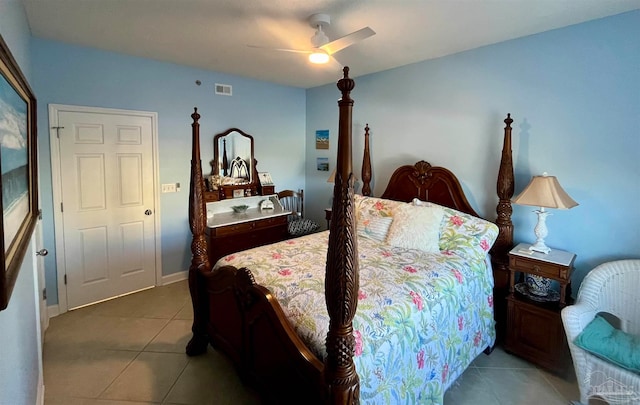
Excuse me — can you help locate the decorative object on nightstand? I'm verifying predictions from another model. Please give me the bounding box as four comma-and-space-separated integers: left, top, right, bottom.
505, 242, 576, 375
512, 172, 578, 254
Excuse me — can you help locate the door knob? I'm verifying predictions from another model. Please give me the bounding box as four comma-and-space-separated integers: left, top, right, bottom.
145, 209, 152, 216
36, 249, 48, 256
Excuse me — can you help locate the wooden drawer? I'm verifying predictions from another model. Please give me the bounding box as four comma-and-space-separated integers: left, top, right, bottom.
211, 216, 287, 237
204, 191, 220, 202
207, 221, 289, 266
509, 255, 570, 281
214, 221, 257, 237
253, 215, 287, 230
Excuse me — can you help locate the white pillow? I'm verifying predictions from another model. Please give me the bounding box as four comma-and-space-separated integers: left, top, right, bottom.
412, 198, 431, 207
357, 216, 393, 242
386, 203, 444, 252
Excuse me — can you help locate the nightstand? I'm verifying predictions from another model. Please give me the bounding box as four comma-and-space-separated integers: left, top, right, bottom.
504, 243, 576, 375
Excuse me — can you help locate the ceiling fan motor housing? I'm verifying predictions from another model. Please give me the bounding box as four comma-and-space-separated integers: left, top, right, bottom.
309, 13, 330, 47
308, 13, 330, 29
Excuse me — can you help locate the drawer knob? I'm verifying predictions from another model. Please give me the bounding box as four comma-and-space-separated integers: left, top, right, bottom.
533, 265, 541, 273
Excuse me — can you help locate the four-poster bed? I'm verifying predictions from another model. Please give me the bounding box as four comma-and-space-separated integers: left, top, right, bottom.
187, 67, 514, 403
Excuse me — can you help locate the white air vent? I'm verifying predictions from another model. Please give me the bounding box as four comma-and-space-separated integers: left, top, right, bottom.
215, 83, 232, 96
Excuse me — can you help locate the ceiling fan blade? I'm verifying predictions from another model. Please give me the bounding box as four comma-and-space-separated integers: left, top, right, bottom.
326, 55, 344, 70
320, 26, 375, 55
247, 44, 311, 54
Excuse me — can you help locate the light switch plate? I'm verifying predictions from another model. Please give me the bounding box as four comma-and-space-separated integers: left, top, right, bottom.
162, 183, 177, 193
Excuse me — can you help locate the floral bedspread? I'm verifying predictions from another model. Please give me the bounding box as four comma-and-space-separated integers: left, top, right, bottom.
215, 231, 496, 404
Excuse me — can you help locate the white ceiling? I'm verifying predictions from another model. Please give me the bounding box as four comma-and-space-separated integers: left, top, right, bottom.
23, 0, 640, 89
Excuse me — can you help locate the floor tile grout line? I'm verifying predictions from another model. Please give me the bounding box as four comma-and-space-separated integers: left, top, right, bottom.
160, 355, 193, 405
141, 316, 176, 353
538, 367, 575, 403
95, 349, 146, 400
468, 363, 503, 404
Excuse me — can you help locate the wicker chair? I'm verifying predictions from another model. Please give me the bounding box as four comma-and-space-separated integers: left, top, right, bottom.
561, 259, 640, 404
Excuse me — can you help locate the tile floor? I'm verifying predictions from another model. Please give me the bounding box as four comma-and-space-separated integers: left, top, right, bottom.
43, 280, 580, 404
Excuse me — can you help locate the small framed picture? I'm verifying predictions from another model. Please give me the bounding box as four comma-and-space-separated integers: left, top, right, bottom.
317, 157, 329, 171
258, 172, 274, 186
315, 130, 329, 149
233, 189, 244, 198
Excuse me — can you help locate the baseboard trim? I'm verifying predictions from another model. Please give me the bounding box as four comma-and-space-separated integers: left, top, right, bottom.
47, 304, 60, 318
161, 270, 188, 285
36, 380, 44, 405
46, 273, 187, 318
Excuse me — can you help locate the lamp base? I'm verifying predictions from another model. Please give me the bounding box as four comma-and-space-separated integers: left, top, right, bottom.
529, 242, 551, 254
530, 208, 551, 254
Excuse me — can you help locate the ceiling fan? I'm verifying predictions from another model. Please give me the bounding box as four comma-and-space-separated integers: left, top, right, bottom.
248, 13, 375, 64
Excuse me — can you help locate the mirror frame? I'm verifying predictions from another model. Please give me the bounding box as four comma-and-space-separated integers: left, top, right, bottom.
212, 127, 257, 186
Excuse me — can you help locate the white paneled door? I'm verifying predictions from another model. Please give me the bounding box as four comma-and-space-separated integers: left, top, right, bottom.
53, 107, 158, 310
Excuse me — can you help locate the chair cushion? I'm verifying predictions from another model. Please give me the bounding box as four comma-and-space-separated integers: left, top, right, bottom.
288, 218, 320, 236
574, 314, 640, 374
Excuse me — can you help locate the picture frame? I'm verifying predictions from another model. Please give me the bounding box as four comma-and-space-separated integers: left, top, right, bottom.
258, 172, 274, 186
316, 157, 329, 171
315, 129, 329, 149
0, 35, 39, 310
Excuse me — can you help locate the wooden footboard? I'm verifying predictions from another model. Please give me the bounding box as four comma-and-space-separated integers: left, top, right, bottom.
194, 265, 326, 403
187, 108, 327, 403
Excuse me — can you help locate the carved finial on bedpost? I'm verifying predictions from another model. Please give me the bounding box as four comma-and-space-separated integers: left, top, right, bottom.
326, 67, 360, 404
361, 124, 372, 196
337, 66, 354, 103
186, 107, 211, 357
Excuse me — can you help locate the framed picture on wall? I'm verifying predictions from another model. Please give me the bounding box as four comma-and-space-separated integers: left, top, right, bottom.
0, 34, 39, 311
315, 129, 329, 149
317, 157, 329, 171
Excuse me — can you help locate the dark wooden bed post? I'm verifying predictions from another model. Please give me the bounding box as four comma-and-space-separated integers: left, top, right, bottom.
491, 113, 515, 340
324, 67, 360, 404
186, 108, 211, 356
361, 124, 372, 196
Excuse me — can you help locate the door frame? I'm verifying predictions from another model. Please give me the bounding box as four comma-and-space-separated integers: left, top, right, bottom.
49, 104, 162, 313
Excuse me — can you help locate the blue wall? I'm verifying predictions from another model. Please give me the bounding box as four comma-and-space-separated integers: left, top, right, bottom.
26, 9, 640, 305
0, 1, 42, 404
31, 40, 306, 305
305, 10, 640, 290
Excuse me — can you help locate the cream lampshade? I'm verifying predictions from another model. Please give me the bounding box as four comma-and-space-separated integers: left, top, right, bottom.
512, 173, 578, 254
327, 169, 336, 183
327, 169, 357, 183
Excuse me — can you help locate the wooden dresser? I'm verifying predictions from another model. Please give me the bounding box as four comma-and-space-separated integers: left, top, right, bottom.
205, 195, 290, 265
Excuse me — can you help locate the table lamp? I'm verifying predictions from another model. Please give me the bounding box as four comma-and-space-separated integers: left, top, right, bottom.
512, 172, 578, 254
327, 169, 357, 184
327, 169, 336, 183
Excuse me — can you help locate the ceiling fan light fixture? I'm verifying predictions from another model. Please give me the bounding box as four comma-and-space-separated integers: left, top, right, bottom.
309, 49, 329, 64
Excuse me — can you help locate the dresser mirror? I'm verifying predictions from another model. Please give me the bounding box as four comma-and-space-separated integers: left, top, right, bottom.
206, 128, 262, 201
212, 128, 255, 185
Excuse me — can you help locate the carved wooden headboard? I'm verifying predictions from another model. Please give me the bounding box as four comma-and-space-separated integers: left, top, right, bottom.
380, 161, 479, 217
